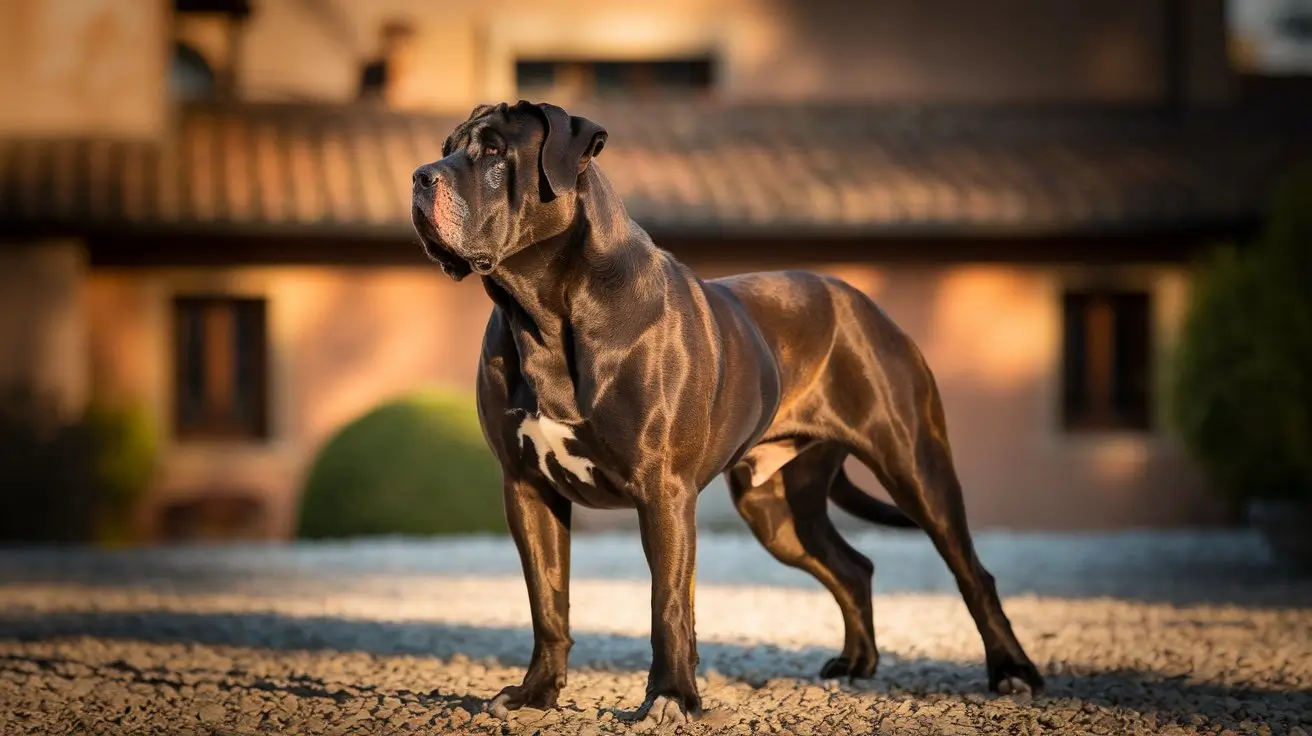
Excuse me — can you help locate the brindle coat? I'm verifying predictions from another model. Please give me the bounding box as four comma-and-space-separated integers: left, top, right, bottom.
411, 101, 1044, 724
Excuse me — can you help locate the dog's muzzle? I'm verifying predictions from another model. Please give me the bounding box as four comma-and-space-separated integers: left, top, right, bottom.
412, 207, 473, 282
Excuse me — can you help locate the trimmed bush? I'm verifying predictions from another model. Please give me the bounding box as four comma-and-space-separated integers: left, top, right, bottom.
296, 389, 507, 538
1167, 166, 1312, 503
84, 402, 159, 546
0, 389, 157, 546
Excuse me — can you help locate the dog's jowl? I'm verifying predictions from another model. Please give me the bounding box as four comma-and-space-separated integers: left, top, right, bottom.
411, 100, 1046, 724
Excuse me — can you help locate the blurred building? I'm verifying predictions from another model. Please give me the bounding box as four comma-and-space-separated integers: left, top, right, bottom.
1, 0, 1309, 539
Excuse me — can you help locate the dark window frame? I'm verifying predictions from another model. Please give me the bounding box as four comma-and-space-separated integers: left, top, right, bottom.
172, 295, 270, 441
174, 0, 251, 16
1059, 289, 1154, 433
171, 42, 218, 101
514, 56, 716, 100
358, 21, 416, 100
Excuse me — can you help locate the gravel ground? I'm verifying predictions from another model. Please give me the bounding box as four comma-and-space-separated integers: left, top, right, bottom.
1, 529, 1309, 735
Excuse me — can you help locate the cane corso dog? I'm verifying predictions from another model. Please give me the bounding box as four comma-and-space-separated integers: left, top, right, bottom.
411, 101, 1044, 723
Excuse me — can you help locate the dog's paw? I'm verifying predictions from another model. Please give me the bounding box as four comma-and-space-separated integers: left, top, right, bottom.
487, 693, 512, 719
988, 659, 1044, 701
819, 653, 878, 681
485, 683, 559, 720
996, 676, 1034, 701
637, 696, 691, 728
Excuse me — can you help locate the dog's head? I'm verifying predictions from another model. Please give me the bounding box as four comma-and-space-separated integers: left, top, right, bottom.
411, 101, 608, 281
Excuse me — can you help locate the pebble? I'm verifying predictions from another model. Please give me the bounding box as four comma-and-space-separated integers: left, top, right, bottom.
196, 704, 226, 724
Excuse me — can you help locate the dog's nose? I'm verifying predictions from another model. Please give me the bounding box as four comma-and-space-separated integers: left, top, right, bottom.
412, 164, 440, 190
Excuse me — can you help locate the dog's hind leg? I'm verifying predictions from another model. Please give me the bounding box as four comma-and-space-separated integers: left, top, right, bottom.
728, 441, 880, 680
850, 354, 1045, 696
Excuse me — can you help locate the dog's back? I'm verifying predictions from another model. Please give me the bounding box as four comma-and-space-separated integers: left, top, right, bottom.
707, 270, 927, 421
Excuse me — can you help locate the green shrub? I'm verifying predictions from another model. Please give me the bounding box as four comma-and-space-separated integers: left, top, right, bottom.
1167, 166, 1312, 503
83, 402, 159, 546
0, 389, 157, 545
296, 389, 507, 538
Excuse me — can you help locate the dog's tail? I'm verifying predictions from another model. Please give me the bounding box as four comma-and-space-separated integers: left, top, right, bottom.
828, 469, 920, 529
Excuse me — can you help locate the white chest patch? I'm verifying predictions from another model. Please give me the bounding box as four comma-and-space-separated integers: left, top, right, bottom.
516, 414, 595, 485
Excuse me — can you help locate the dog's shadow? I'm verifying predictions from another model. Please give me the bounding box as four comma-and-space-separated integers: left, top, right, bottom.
0, 607, 1303, 731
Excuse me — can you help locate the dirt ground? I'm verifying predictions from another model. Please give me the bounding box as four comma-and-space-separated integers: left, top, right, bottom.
1, 530, 1309, 735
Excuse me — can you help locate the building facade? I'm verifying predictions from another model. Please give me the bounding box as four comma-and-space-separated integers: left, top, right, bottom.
2, 0, 1306, 538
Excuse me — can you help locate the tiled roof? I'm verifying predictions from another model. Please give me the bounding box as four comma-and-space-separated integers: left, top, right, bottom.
0, 101, 1305, 239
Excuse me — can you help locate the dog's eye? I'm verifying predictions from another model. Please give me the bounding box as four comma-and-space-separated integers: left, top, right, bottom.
483, 145, 501, 157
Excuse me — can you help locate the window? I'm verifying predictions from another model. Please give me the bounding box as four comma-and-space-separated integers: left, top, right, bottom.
1060, 290, 1153, 432
174, 0, 251, 13
358, 21, 416, 100
173, 296, 269, 440
171, 43, 216, 101
358, 59, 389, 98
515, 57, 715, 102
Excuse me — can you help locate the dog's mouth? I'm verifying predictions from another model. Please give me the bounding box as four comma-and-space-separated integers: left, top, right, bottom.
411, 206, 474, 282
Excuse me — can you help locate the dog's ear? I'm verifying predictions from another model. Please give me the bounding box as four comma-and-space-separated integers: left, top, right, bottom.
535, 103, 607, 199
467, 103, 497, 121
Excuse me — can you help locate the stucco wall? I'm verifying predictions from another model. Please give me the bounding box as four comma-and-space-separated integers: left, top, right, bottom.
233, 0, 1230, 111
86, 266, 493, 539
86, 259, 1223, 539
0, 0, 167, 138
0, 0, 1233, 135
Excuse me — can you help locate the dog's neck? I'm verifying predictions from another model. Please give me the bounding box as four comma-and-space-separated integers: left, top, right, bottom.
484, 166, 666, 422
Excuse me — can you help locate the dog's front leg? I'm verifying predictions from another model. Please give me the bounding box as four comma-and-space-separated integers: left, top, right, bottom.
635, 488, 703, 723
487, 477, 572, 718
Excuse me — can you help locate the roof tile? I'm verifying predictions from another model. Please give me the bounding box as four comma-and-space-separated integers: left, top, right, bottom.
1, 101, 1307, 237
